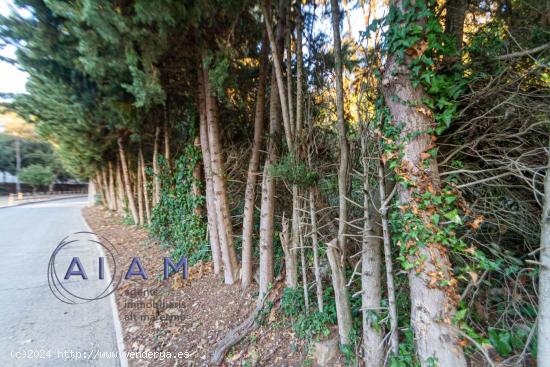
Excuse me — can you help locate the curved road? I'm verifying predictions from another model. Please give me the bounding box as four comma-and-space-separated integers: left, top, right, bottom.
0, 197, 125, 366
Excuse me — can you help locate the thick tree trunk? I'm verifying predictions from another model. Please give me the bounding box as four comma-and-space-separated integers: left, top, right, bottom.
152, 123, 161, 206
108, 161, 117, 211
258, 72, 280, 298
203, 64, 239, 284
330, 0, 350, 255
118, 137, 139, 225
538, 145, 550, 367
242, 36, 269, 289
381, 2, 467, 364
197, 69, 222, 275
327, 240, 353, 345
139, 146, 151, 224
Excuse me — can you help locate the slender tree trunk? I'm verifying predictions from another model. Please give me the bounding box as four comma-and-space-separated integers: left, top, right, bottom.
152, 123, 161, 206
101, 167, 113, 209
287, 187, 299, 288
299, 223, 309, 312
258, 71, 281, 298
97, 171, 107, 207
381, 2, 467, 364
538, 144, 550, 367
378, 163, 399, 356
139, 146, 151, 224
327, 240, 353, 345
203, 64, 239, 284
360, 139, 384, 366
328, 0, 353, 349
15, 137, 21, 193
136, 150, 144, 225
198, 68, 222, 275
164, 118, 171, 171
118, 137, 139, 225
330, 0, 350, 255
116, 159, 125, 214
309, 188, 323, 312
108, 161, 117, 212
242, 36, 269, 289
192, 135, 203, 217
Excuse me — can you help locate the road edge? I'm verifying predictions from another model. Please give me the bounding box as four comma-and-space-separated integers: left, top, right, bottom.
80, 208, 129, 367
0, 195, 87, 209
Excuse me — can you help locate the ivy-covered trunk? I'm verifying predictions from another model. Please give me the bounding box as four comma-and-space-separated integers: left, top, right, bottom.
380, 1, 467, 365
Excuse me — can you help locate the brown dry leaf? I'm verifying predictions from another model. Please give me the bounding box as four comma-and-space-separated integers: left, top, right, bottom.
464, 246, 477, 255
420, 152, 431, 160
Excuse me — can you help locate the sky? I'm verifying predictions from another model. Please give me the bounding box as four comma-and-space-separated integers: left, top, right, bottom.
0, 0, 28, 96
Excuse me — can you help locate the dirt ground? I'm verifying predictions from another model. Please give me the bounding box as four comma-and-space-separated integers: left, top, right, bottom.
83, 207, 340, 367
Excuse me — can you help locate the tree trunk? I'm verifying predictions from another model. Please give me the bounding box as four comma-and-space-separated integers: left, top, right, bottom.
381, 2, 467, 364
445, 0, 467, 51
164, 118, 171, 171
108, 161, 117, 212
378, 163, 399, 356
287, 186, 299, 288
242, 35, 269, 289
192, 135, 203, 217
538, 144, 550, 367
197, 68, 222, 275
116, 159, 125, 214
15, 137, 21, 193
152, 123, 161, 206
118, 137, 139, 225
330, 0, 350, 255
309, 188, 324, 312
136, 149, 144, 226
258, 71, 281, 298
139, 146, 151, 224
360, 138, 384, 366
203, 63, 239, 284
327, 240, 353, 345
100, 167, 109, 209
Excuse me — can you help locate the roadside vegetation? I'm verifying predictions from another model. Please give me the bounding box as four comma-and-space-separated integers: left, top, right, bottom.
1, 0, 549, 365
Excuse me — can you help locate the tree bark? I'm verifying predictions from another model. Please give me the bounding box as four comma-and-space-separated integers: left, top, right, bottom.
378, 163, 399, 356
203, 63, 239, 284
381, 2, 467, 364
330, 0, 350, 256
15, 137, 21, 193
242, 36, 269, 289
197, 68, 222, 275
192, 135, 203, 217
139, 146, 151, 224
360, 136, 384, 366
309, 188, 324, 312
444, 0, 467, 66
136, 148, 144, 225
101, 167, 111, 209
538, 144, 550, 367
152, 123, 161, 206
108, 161, 117, 212
115, 159, 125, 214
164, 118, 171, 171
327, 239, 353, 345
118, 137, 139, 225
258, 71, 280, 298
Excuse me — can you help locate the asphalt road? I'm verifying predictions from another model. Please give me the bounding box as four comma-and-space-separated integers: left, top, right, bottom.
0, 197, 125, 366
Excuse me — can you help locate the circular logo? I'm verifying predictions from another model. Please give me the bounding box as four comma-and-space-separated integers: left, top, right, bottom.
47, 231, 123, 304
